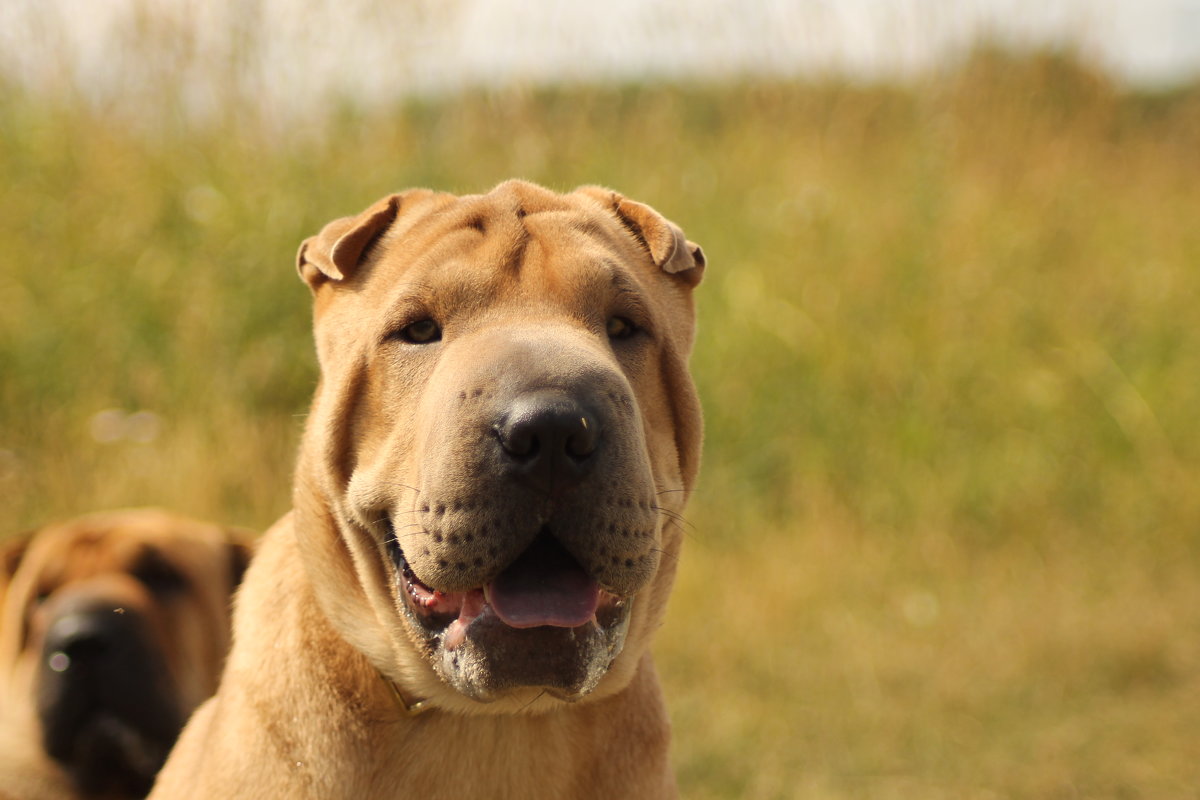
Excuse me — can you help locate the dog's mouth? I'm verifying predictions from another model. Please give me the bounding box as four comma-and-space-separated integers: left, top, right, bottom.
393, 531, 620, 646
383, 523, 631, 702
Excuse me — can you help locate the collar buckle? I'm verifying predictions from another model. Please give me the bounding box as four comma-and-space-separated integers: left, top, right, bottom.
385, 677, 431, 717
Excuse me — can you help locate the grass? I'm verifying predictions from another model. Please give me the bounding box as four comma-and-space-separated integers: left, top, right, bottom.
3, 47, 1200, 797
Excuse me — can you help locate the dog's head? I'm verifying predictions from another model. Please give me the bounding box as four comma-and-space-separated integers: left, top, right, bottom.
0, 509, 251, 797
293, 180, 704, 712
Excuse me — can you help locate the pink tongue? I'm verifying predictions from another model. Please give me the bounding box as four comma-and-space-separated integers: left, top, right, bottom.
485, 535, 600, 629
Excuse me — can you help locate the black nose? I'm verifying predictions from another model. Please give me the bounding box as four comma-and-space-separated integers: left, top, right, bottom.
43, 608, 137, 668
38, 602, 183, 794
495, 391, 600, 492
39, 606, 149, 755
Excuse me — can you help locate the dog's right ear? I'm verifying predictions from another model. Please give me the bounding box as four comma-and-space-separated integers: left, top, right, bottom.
296, 194, 404, 290
1, 530, 34, 593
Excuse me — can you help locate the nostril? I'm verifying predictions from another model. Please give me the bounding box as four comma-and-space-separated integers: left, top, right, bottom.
565, 413, 599, 460
496, 421, 540, 460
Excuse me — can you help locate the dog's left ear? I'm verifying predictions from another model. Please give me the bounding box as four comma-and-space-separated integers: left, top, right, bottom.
296, 194, 405, 290
223, 529, 256, 590
578, 187, 706, 287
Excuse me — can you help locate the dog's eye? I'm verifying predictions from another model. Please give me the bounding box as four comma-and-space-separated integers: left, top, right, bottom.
395, 319, 442, 345
132, 550, 188, 597
606, 316, 638, 340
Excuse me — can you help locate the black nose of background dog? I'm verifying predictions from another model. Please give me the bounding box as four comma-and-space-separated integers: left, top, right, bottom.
43, 608, 138, 669
496, 391, 600, 493
37, 601, 182, 796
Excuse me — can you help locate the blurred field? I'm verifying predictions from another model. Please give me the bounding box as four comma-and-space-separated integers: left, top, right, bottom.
3, 48, 1200, 797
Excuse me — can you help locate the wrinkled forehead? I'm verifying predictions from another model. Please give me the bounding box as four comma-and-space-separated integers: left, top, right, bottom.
23, 521, 214, 588
372, 189, 652, 308
23, 528, 146, 586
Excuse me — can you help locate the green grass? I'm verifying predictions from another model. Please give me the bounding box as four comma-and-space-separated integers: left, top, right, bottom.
3, 48, 1200, 797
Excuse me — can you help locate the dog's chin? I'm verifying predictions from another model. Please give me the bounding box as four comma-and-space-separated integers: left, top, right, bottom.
384, 530, 633, 704
45, 710, 173, 797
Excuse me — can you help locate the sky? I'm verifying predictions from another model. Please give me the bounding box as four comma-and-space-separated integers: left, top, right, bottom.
1, 0, 1198, 114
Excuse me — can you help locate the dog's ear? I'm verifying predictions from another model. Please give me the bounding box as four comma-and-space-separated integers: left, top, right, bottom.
296, 194, 404, 290
2, 531, 33, 579
1, 530, 35, 597
577, 187, 706, 287
223, 529, 256, 590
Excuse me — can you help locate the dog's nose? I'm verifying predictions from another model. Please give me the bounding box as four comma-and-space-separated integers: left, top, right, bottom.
496, 391, 600, 491
37, 600, 183, 794
43, 608, 137, 669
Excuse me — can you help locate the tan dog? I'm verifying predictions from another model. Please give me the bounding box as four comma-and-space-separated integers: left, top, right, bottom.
151, 180, 705, 799
0, 509, 251, 800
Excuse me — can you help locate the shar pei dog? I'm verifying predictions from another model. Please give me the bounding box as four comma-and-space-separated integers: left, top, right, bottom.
0, 509, 251, 800
151, 180, 705, 799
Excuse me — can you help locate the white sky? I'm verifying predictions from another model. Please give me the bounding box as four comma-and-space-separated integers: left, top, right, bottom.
1, 0, 1197, 115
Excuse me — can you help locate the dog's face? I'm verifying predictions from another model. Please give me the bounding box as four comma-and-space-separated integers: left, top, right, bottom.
0, 509, 250, 797
294, 181, 704, 710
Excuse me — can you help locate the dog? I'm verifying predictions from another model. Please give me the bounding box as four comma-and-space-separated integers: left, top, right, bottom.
150, 180, 705, 799
0, 509, 251, 800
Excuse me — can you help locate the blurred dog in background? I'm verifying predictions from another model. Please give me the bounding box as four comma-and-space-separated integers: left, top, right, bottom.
0, 509, 251, 800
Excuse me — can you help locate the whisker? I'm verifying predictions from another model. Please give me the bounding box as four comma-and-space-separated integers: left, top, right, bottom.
518, 690, 549, 712
653, 506, 696, 533
376, 482, 422, 496
659, 513, 702, 543
648, 546, 680, 564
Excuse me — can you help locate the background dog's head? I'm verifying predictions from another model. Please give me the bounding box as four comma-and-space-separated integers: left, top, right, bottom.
292, 180, 704, 712
0, 509, 251, 798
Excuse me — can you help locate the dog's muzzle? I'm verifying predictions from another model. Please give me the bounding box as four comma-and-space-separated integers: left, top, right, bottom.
37, 598, 183, 796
